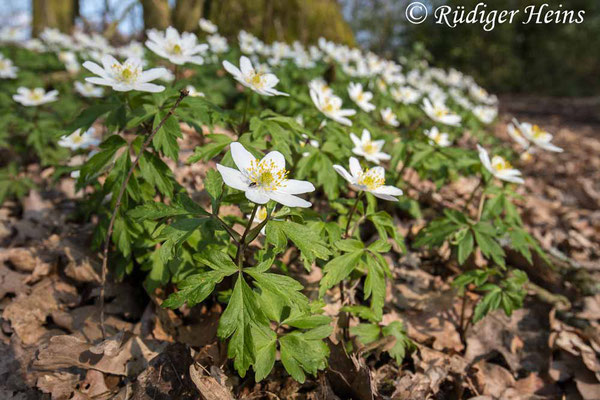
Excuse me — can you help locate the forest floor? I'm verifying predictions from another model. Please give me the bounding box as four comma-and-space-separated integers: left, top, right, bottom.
0, 96, 599, 400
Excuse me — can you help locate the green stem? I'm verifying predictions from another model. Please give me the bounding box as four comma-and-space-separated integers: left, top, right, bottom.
239, 91, 251, 137
235, 203, 258, 268
344, 192, 364, 238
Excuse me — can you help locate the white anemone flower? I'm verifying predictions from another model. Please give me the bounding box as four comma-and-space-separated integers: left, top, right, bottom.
506, 123, 530, 150
513, 119, 563, 153
333, 157, 403, 201
83, 55, 168, 93
247, 206, 268, 235
422, 98, 461, 127
216, 142, 315, 207
58, 127, 100, 150
199, 18, 218, 34
222, 56, 288, 97
13, 87, 58, 106
348, 82, 375, 112
145, 27, 208, 65
310, 88, 356, 127
469, 84, 497, 105
185, 85, 205, 97
74, 81, 104, 98
390, 86, 420, 105
424, 127, 452, 147
0, 54, 18, 78
380, 107, 399, 127
472, 105, 497, 124
350, 129, 390, 164
207, 34, 228, 54
308, 78, 333, 98
477, 145, 524, 184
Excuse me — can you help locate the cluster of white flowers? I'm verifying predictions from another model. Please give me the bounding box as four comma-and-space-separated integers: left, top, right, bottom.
309, 79, 356, 126
3, 16, 563, 204
0, 54, 18, 78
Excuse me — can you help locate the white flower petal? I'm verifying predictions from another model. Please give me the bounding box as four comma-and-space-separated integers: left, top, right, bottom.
349, 157, 362, 178
230, 142, 255, 172
268, 192, 312, 208
245, 188, 270, 204
216, 164, 249, 191
333, 165, 354, 184
261, 151, 285, 171
278, 179, 315, 195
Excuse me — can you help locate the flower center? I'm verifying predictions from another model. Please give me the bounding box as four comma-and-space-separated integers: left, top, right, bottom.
434, 107, 448, 118
531, 125, 547, 140
72, 134, 83, 144
171, 43, 182, 54
30, 92, 44, 101
247, 72, 265, 89
247, 159, 288, 191
323, 99, 339, 113
113, 63, 139, 83
491, 156, 512, 171
362, 141, 377, 155
356, 92, 364, 102
357, 169, 385, 191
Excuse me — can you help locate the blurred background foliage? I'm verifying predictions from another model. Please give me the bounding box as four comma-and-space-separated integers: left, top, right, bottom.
6, 0, 600, 96
342, 0, 600, 96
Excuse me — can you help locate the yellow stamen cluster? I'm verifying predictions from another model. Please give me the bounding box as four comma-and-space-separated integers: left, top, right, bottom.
112, 63, 140, 83
171, 43, 182, 54
247, 159, 288, 191
434, 107, 448, 118
362, 141, 377, 155
323, 98, 339, 113
71, 134, 83, 144
246, 72, 265, 89
357, 169, 385, 191
30, 92, 44, 101
531, 125, 548, 140
491, 155, 512, 171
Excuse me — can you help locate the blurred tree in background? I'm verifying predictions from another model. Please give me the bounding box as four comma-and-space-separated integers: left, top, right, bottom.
28, 0, 598, 95
31, 0, 354, 46
342, 0, 600, 96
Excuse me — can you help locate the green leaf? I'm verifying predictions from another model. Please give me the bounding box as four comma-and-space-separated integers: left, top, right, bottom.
382, 321, 414, 365
138, 151, 174, 197
162, 269, 229, 308
252, 323, 277, 382
128, 202, 189, 221
195, 250, 239, 274
279, 330, 330, 383
473, 228, 505, 267
319, 251, 363, 297
350, 323, 381, 345
246, 268, 309, 312
457, 230, 474, 265
334, 239, 364, 252
152, 110, 182, 160
205, 169, 223, 209
269, 221, 331, 267
364, 255, 386, 321
188, 134, 232, 163
218, 275, 265, 377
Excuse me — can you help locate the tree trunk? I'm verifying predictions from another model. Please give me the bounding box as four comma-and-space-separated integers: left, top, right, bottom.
32, 0, 77, 37
141, 0, 171, 30
172, 0, 204, 33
